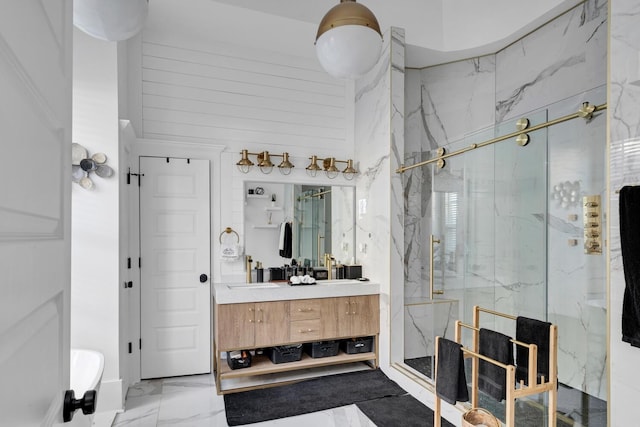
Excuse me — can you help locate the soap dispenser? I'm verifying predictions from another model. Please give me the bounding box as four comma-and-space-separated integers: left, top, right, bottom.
256, 261, 264, 283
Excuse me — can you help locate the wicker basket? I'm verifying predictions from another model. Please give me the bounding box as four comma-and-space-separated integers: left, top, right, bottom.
462, 408, 500, 427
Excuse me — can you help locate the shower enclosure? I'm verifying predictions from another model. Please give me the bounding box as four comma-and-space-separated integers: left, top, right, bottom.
294, 185, 332, 267
401, 89, 607, 424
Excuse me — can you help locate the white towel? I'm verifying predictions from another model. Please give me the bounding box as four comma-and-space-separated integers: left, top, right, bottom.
279, 222, 286, 251
220, 232, 242, 261
221, 242, 240, 261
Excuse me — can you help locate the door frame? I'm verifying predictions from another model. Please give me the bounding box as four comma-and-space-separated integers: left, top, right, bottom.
127, 138, 224, 383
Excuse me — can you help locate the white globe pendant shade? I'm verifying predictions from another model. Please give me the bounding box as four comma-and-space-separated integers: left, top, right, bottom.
315, 1, 382, 80
74, 0, 148, 42
316, 25, 382, 79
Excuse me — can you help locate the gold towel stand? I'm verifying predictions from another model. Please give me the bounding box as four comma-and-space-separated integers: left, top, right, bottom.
434, 305, 558, 427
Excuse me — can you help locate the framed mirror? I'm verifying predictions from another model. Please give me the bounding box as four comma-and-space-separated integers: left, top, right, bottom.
244, 181, 355, 270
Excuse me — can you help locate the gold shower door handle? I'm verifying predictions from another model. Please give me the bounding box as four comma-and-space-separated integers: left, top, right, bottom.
317, 234, 325, 265
430, 235, 444, 299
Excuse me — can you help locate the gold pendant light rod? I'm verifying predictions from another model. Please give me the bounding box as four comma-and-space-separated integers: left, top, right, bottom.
396, 102, 607, 174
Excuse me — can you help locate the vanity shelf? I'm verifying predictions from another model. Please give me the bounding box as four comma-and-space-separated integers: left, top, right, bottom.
219, 351, 376, 380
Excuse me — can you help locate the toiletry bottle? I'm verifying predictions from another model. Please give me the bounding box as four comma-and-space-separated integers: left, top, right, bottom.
256, 261, 264, 283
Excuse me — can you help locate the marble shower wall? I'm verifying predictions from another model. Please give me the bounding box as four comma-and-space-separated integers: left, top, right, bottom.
609, 0, 640, 424
403, 0, 608, 399
355, 27, 405, 368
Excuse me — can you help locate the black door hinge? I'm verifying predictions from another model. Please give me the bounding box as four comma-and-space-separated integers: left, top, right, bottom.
128, 342, 132, 354
139, 339, 142, 350
139, 257, 141, 268
127, 257, 131, 269
127, 167, 144, 186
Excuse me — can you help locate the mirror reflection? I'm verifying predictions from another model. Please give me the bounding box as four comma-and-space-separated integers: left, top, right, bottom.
244, 182, 355, 273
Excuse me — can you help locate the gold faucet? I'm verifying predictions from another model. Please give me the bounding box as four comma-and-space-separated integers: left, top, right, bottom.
246, 255, 253, 283
324, 253, 336, 280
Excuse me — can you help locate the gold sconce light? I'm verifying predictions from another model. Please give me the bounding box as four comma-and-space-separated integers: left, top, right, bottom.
236, 150, 295, 175
306, 155, 322, 177
306, 156, 358, 180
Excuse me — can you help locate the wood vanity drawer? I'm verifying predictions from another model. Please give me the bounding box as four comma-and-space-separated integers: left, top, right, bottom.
290, 299, 322, 321
290, 319, 322, 341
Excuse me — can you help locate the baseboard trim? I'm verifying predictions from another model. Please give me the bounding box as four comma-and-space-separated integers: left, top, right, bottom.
96, 378, 124, 413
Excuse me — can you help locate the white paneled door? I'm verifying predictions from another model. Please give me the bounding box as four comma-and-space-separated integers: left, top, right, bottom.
0, 0, 72, 426
139, 157, 211, 378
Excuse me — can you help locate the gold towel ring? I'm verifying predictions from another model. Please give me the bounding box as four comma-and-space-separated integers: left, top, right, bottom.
219, 227, 239, 244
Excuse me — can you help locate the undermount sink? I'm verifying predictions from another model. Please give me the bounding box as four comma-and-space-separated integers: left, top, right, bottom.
227, 283, 284, 290
314, 279, 363, 285
225, 279, 364, 289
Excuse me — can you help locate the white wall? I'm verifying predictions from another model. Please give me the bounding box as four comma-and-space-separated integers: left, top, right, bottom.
609, 0, 640, 424
137, 17, 350, 159
71, 27, 123, 412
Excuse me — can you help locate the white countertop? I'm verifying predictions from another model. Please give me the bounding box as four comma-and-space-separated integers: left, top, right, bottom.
213, 279, 380, 304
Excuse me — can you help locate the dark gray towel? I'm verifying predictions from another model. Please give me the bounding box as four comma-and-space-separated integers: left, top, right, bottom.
478, 328, 513, 402
515, 316, 551, 385
435, 337, 469, 405
621, 186, 640, 347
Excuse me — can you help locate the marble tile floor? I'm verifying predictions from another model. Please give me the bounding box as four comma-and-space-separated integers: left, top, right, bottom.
112, 373, 379, 427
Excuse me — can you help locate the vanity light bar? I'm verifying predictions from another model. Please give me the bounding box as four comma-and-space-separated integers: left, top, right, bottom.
306, 156, 358, 180
236, 150, 294, 175
237, 149, 358, 180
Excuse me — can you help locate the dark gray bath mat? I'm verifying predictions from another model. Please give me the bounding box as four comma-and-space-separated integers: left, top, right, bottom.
356, 394, 455, 427
223, 368, 405, 425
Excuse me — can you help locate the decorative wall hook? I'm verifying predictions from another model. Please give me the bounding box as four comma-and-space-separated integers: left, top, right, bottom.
72, 143, 114, 190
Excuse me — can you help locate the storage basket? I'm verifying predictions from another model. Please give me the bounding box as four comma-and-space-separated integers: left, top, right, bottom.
462, 408, 500, 427
267, 344, 303, 364
305, 341, 339, 358
341, 336, 373, 354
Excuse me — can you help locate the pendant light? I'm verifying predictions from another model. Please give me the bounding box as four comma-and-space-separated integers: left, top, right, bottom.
315, 0, 383, 79
74, 0, 148, 42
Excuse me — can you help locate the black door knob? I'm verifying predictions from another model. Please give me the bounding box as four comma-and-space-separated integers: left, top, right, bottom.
199, 274, 208, 283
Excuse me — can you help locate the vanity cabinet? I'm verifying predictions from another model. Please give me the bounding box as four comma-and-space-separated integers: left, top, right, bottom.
216, 301, 289, 350
214, 294, 379, 394
335, 295, 380, 338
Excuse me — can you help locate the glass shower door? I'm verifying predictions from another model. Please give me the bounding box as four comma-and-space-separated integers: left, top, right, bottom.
403, 142, 467, 381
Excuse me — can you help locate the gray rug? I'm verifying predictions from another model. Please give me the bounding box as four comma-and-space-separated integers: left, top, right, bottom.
224, 369, 406, 425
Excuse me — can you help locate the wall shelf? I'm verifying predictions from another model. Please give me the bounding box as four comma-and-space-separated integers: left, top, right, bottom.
246, 194, 270, 200
264, 206, 283, 212
252, 224, 280, 229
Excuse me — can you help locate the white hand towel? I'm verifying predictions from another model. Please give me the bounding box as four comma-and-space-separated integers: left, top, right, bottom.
279, 222, 286, 251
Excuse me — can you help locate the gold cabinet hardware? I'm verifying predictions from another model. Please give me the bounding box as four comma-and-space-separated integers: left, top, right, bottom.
585, 212, 599, 218
298, 329, 313, 333
297, 308, 313, 312
585, 201, 599, 207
